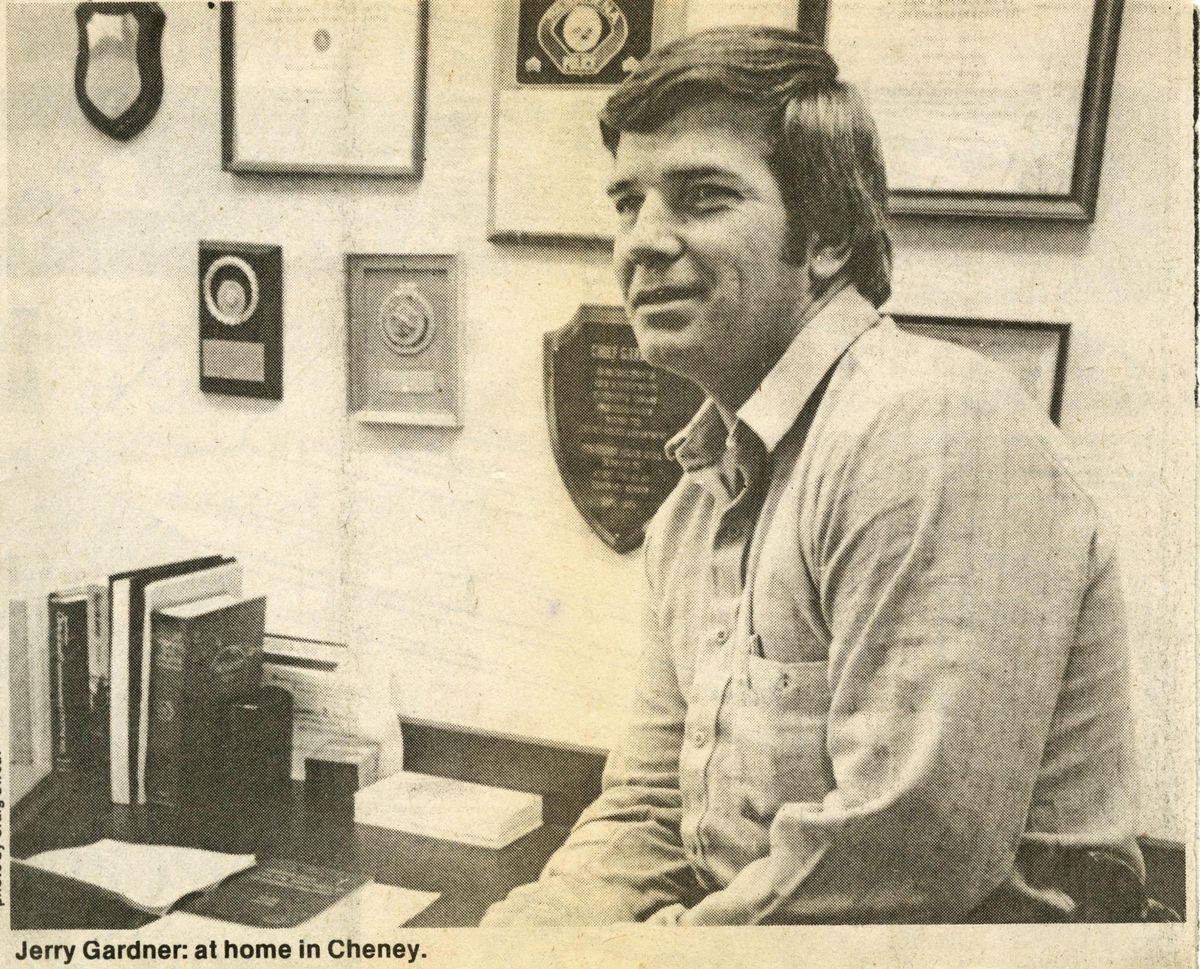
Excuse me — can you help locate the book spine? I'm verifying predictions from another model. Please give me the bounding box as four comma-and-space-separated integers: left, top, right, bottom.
144, 612, 189, 808
9, 600, 34, 766
86, 585, 110, 771
48, 597, 90, 773
27, 596, 53, 773
109, 579, 131, 803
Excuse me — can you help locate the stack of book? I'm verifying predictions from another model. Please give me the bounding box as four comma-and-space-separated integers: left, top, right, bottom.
40, 555, 267, 808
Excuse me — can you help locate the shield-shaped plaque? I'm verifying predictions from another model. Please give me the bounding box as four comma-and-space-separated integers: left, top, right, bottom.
75, 2, 166, 142
546, 305, 706, 553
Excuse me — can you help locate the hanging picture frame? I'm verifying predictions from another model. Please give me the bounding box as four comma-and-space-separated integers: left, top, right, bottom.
893, 316, 1071, 424
220, 0, 428, 176
801, 0, 1123, 220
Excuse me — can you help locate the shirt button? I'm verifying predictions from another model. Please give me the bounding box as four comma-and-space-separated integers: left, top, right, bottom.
713, 629, 729, 644
692, 727, 708, 748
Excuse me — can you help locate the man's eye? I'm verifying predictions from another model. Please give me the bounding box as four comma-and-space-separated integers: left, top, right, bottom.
613, 195, 642, 217
683, 185, 736, 212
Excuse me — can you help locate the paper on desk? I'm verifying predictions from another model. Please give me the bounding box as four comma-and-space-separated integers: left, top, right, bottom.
152, 882, 440, 934
15, 839, 256, 914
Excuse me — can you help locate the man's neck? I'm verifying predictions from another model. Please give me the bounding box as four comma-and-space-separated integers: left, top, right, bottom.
710, 281, 851, 432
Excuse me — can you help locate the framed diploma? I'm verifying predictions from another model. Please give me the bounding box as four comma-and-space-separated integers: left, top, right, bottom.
345, 254, 461, 428
220, 1, 428, 176
803, 0, 1123, 220
893, 316, 1070, 424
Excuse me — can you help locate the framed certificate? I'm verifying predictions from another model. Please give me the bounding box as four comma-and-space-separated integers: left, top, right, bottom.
803, 0, 1123, 220
893, 316, 1071, 424
221, 1, 428, 176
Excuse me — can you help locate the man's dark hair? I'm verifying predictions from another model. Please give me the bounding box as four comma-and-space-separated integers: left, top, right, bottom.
600, 27, 892, 307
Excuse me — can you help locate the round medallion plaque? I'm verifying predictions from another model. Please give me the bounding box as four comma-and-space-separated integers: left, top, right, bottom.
379, 285, 435, 355
203, 254, 259, 327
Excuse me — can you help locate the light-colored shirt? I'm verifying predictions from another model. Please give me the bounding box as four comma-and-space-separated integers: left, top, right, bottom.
485, 286, 1142, 925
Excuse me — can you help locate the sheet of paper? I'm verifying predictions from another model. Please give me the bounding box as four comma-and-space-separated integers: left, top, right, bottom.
684, 0, 796, 33
16, 840, 256, 913
826, 0, 1094, 195
290, 882, 441, 932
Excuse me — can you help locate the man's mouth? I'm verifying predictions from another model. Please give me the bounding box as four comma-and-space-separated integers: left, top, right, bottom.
629, 285, 704, 310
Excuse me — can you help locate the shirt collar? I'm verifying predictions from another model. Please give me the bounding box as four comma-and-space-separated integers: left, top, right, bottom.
665, 285, 880, 473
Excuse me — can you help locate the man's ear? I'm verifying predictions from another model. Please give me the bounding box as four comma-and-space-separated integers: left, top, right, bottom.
807, 236, 852, 285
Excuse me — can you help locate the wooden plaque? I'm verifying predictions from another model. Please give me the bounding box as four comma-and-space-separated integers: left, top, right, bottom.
545, 305, 704, 553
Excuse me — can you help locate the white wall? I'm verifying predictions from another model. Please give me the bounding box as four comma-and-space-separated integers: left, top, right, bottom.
4, 1, 1192, 839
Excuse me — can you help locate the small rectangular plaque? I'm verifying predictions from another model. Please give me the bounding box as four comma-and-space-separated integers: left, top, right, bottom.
202, 339, 266, 382
379, 369, 440, 395
346, 254, 460, 427
198, 240, 283, 400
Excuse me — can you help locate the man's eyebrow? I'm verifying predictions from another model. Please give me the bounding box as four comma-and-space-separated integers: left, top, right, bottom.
606, 178, 637, 199
665, 165, 744, 184
606, 166, 747, 198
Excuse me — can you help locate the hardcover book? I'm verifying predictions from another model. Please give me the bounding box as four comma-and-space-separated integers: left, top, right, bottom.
47, 591, 90, 773
136, 562, 244, 804
144, 594, 266, 808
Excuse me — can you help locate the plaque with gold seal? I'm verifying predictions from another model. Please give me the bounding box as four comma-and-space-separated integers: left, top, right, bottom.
345, 254, 460, 427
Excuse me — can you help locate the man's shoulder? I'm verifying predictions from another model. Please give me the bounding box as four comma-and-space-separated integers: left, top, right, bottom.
823, 319, 1065, 451
808, 319, 1102, 507
844, 319, 1030, 411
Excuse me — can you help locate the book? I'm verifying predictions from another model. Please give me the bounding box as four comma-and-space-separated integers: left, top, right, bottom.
144, 594, 266, 808
14, 839, 255, 915
10, 600, 34, 768
26, 594, 53, 777
108, 555, 227, 804
158, 881, 439, 935
354, 771, 543, 849
136, 562, 244, 804
176, 860, 369, 928
48, 591, 90, 773
83, 584, 109, 773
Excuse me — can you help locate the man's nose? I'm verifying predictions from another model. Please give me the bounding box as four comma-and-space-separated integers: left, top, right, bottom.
622, 196, 684, 266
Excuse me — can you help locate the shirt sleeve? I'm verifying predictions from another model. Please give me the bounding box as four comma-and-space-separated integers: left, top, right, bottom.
481, 539, 700, 926
681, 384, 1104, 925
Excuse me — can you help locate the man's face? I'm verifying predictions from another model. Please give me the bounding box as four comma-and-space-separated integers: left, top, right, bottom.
607, 99, 813, 406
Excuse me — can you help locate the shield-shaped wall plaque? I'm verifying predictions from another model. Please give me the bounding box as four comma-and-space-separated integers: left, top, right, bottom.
75, 2, 166, 141
545, 305, 706, 553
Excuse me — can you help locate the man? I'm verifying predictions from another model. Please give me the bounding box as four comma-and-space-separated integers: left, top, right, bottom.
485, 27, 1143, 925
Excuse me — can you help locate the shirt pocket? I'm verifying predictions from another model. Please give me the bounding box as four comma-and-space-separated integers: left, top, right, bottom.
729, 654, 836, 823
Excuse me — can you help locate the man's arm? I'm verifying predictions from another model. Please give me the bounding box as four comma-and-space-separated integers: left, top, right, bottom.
678, 384, 1108, 924
482, 555, 697, 925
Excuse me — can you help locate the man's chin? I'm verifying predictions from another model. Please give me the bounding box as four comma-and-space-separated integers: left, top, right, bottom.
634, 337, 702, 387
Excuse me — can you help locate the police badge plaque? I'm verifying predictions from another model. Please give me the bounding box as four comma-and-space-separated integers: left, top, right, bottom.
516, 0, 653, 85
545, 305, 704, 553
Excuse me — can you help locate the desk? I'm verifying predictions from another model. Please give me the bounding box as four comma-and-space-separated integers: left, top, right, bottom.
11, 771, 570, 930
